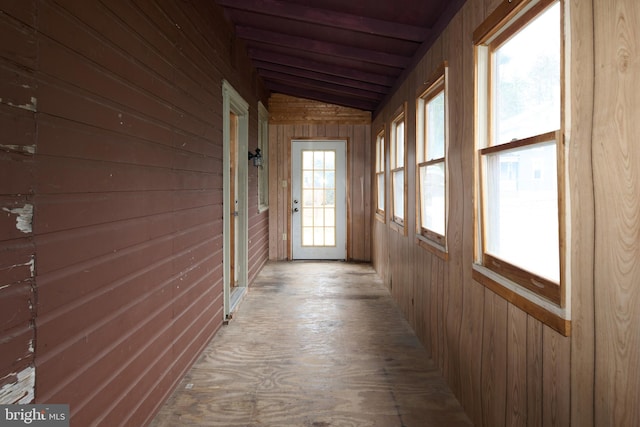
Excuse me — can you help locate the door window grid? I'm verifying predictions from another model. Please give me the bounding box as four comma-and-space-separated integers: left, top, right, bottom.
301, 150, 337, 247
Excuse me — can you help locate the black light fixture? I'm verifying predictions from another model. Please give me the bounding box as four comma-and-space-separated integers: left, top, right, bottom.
248, 148, 262, 167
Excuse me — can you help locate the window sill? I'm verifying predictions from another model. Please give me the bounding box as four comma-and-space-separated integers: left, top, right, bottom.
375, 212, 386, 224
258, 206, 269, 214
472, 264, 570, 336
416, 236, 448, 261
390, 220, 406, 236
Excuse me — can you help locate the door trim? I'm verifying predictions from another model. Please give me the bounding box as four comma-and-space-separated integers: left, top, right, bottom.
289, 138, 349, 260
222, 80, 249, 320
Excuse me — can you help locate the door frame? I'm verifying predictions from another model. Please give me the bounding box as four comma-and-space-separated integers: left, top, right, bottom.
222, 80, 249, 320
289, 138, 349, 260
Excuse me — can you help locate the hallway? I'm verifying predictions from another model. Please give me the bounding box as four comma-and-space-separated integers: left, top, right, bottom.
150, 262, 472, 427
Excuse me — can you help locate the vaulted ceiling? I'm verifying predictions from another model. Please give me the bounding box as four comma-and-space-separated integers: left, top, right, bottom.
214, 0, 466, 112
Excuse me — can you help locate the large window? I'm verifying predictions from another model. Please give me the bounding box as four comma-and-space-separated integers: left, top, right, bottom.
375, 128, 385, 221
416, 64, 448, 249
258, 102, 269, 212
474, 0, 567, 332
390, 106, 406, 231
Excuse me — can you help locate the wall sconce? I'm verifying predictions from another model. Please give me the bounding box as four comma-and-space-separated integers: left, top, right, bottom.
248, 148, 262, 167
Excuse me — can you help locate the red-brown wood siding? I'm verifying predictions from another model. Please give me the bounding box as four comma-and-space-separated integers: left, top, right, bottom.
247, 116, 269, 281
0, 0, 37, 404
1, 0, 268, 424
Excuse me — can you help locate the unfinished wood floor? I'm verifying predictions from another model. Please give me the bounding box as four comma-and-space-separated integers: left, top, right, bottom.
150, 261, 472, 427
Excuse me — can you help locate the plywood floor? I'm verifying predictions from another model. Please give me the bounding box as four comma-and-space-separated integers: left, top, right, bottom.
150, 261, 472, 427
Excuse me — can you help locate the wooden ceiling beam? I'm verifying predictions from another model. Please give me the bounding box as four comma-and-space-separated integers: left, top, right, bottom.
215, 0, 430, 42
236, 26, 410, 68
253, 61, 390, 94
267, 82, 378, 111
259, 69, 384, 101
248, 49, 398, 87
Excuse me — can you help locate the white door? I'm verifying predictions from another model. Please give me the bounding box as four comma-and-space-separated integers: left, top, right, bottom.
291, 140, 347, 260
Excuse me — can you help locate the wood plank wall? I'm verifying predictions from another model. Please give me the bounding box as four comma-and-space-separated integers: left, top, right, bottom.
0, 0, 268, 424
268, 94, 372, 262
592, 0, 640, 426
372, 0, 640, 426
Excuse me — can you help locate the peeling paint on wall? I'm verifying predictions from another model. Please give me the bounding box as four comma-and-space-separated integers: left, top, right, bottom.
13, 340, 34, 365
28, 256, 34, 277
0, 144, 36, 155
0, 96, 38, 112
2, 204, 33, 234
0, 366, 35, 404
1, 256, 36, 278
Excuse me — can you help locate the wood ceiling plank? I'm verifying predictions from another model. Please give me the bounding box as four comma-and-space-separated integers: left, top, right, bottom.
216, 0, 430, 42
236, 26, 410, 68
259, 69, 383, 101
267, 82, 377, 111
253, 61, 390, 94
248, 49, 397, 86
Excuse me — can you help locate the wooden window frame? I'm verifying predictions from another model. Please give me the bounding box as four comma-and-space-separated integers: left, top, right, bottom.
390, 104, 407, 234
374, 127, 386, 223
416, 63, 448, 256
473, 0, 570, 336
257, 101, 269, 213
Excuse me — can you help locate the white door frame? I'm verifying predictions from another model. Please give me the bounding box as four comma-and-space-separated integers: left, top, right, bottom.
222, 80, 249, 320
291, 139, 347, 260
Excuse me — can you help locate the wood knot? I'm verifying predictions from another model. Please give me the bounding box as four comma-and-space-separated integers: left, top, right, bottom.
618, 48, 630, 72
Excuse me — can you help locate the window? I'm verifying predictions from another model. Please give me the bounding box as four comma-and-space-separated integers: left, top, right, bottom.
375, 128, 385, 221
258, 102, 269, 212
474, 0, 568, 333
416, 64, 448, 249
390, 105, 406, 232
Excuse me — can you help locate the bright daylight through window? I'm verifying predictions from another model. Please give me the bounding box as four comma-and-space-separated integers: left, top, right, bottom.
417, 66, 447, 247
301, 150, 337, 247
475, 0, 564, 308
391, 110, 406, 228
375, 129, 385, 218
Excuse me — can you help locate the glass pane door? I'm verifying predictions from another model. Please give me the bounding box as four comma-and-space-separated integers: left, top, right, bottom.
291, 140, 346, 260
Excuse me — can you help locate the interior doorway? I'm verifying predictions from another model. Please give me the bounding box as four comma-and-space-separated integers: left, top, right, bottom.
222, 80, 249, 320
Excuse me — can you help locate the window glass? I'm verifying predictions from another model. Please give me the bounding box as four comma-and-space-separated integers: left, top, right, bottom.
390, 110, 406, 227
417, 72, 447, 244
427, 92, 445, 160
257, 102, 269, 211
420, 162, 445, 235
375, 131, 385, 215
377, 174, 385, 211
395, 121, 405, 167
484, 141, 559, 281
392, 170, 404, 221
493, 2, 561, 146
301, 149, 337, 248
